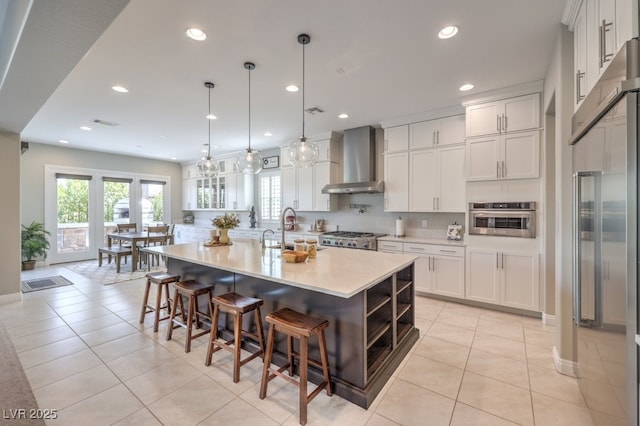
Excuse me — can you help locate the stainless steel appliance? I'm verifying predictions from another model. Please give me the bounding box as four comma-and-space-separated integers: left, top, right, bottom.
320, 231, 385, 250
468, 202, 536, 238
571, 39, 638, 426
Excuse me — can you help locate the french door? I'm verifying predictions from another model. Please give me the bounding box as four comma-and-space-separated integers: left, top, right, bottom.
44, 165, 170, 264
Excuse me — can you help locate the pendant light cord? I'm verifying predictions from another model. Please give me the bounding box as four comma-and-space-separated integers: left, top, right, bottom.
301, 40, 306, 138
207, 85, 212, 157
248, 66, 251, 151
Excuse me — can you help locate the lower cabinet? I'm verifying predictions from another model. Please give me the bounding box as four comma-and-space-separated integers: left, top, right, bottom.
403, 243, 464, 297
465, 248, 540, 311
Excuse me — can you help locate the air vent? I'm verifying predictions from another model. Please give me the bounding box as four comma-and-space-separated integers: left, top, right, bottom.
91, 119, 119, 127
304, 106, 325, 115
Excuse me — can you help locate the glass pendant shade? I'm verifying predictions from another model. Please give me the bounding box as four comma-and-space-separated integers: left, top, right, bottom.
289, 136, 319, 168
196, 155, 219, 178
289, 33, 319, 168
238, 148, 262, 174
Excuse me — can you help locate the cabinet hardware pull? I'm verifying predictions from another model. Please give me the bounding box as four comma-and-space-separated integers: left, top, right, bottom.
497, 161, 501, 178
384, 139, 388, 151
497, 115, 500, 132
502, 253, 505, 269
496, 253, 498, 269
429, 256, 432, 271
433, 130, 437, 146
437, 197, 440, 210
439, 249, 456, 253
433, 197, 435, 210
602, 20, 613, 65
502, 161, 505, 178
436, 130, 440, 146
576, 70, 586, 103
502, 114, 507, 132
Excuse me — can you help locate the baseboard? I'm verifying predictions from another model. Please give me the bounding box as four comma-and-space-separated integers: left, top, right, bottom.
542, 313, 556, 326
0, 292, 21, 305
552, 345, 580, 377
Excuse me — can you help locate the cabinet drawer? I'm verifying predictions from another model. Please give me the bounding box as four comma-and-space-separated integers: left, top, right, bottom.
377, 241, 403, 252
404, 243, 464, 257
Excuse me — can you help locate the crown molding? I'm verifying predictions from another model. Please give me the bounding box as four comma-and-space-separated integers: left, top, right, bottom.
460, 80, 544, 107
562, 0, 583, 31
380, 104, 465, 129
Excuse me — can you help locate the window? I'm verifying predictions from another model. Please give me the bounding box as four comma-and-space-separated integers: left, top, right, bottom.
260, 172, 281, 221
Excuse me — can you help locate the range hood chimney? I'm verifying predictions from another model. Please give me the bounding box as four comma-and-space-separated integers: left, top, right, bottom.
321, 126, 384, 194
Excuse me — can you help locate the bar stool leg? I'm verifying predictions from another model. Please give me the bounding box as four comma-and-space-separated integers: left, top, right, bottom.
139, 278, 151, 324
185, 295, 195, 352
166, 288, 180, 341
153, 281, 163, 332
205, 304, 221, 366
259, 324, 276, 399
287, 335, 294, 376
299, 335, 308, 425
254, 307, 266, 356
318, 330, 333, 396
233, 311, 243, 383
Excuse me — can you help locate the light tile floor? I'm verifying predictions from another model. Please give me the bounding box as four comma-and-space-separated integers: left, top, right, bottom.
1, 265, 594, 425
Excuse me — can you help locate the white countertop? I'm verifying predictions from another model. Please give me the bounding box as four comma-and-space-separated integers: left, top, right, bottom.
377, 235, 466, 246
146, 239, 417, 298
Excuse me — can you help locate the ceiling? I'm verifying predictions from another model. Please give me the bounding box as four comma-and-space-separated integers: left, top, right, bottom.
6, 0, 566, 164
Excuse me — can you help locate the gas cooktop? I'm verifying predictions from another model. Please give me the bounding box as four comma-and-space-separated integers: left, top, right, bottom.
320, 231, 386, 250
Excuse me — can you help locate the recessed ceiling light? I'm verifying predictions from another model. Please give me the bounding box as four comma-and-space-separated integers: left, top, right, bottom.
170, 157, 177, 160
185, 28, 206, 41
201, 149, 208, 153
459, 83, 474, 91
206, 114, 217, 120
80, 126, 91, 131
338, 113, 349, 119
264, 132, 272, 137
112, 85, 128, 93
438, 26, 459, 39
286, 85, 299, 92
58, 139, 69, 144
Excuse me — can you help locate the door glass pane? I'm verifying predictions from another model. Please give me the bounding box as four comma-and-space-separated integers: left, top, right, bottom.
104, 181, 130, 244
141, 182, 164, 227
56, 177, 89, 254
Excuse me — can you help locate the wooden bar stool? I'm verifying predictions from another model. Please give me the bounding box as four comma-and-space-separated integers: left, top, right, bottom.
205, 292, 266, 383
166, 280, 214, 353
259, 307, 332, 425
139, 272, 180, 332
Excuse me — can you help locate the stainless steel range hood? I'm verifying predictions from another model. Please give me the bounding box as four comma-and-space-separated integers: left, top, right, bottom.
321, 126, 384, 194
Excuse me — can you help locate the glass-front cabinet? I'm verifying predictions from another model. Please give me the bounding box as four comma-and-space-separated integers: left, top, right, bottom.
196, 175, 226, 209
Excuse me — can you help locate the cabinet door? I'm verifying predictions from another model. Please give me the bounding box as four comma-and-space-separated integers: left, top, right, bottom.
574, 1, 588, 110
615, 0, 632, 51
313, 162, 332, 211
466, 136, 499, 181
281, 166, 297, 209
280, 146, 292, 167
384, 126, 409, 153
182, 179, 196, 210
437, 146, 465, 212
296, 166, 314, 211
431, 255, 465, 298
501, 251, 540, 311
465, 249, 500, 304
502, 131, 539, 179
412, 255, 431, 293
409, 120, 438, 150
409, 150, 437, 211
599, 0, 616, 73
502, 94, 540, 133
466, 101, 501, 137
586, 0, 600, 92
315, 139, 331, 162
438, 115, 466, 146
384, 152, 409, 211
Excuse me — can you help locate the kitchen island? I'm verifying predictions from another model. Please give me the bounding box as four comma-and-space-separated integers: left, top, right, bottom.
145, 239, 418, 408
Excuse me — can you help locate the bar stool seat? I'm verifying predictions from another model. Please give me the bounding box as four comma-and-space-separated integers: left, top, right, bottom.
259, 307, 332, 425
166, 280, 214, 353
205, 292, 266, 383
139, 272, 180, 332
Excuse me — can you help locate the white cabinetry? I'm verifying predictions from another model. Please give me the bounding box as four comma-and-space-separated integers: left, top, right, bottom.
465, 94, 540, 138
572, 0, 633, 109
383, 152, 409, 212
466, 248, 540, 311
409, 115, 465, 149
384, 126, 409, 153
466, 131, 539, 181
409, 146, 465, 212
404, 243, 465, 297
226, 172, 253, 211
281, 165, 313, 211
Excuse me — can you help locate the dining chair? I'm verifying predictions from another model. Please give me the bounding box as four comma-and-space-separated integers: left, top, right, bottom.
140, 224, 170, 269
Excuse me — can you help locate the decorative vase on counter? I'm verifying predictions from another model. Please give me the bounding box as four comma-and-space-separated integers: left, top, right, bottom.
219, 228, 230, 244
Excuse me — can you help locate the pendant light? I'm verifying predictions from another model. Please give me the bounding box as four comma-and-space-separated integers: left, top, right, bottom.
288, 33, 319, 168
236, 62, 263, 174
196, 81, 219, 178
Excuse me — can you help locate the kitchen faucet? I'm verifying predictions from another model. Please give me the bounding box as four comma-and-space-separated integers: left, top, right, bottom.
280, 206, 297, 250
261, 228, 274, 248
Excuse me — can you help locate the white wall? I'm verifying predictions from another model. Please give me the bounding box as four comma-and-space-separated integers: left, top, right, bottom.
543, 24, 577, 371
0, 130, 21, 297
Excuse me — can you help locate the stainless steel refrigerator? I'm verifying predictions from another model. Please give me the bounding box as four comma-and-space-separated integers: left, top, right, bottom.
571, 39, 639, 426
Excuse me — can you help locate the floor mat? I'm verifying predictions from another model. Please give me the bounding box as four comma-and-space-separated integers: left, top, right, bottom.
63, 259, 164, 285
21, 276, 74, 293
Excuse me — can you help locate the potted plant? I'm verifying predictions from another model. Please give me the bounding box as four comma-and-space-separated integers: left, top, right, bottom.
21, 221, 51, 270
211, 213, 240, 244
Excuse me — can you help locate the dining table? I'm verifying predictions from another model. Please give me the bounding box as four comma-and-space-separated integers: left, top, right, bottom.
106, 232, 167, 272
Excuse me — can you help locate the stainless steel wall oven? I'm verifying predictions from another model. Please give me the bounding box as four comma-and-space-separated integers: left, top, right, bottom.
468, 202, 536, 238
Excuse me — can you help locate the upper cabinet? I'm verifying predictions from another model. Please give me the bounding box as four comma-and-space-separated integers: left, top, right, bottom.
466, 131, 540, 181
465, 93, 540, 138
572, 0, 633, 110
409, 115, 465, 149
384, 125, 409, 153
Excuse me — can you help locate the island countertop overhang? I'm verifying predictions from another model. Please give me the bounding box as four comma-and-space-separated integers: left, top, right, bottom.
145, 239, 416, 298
